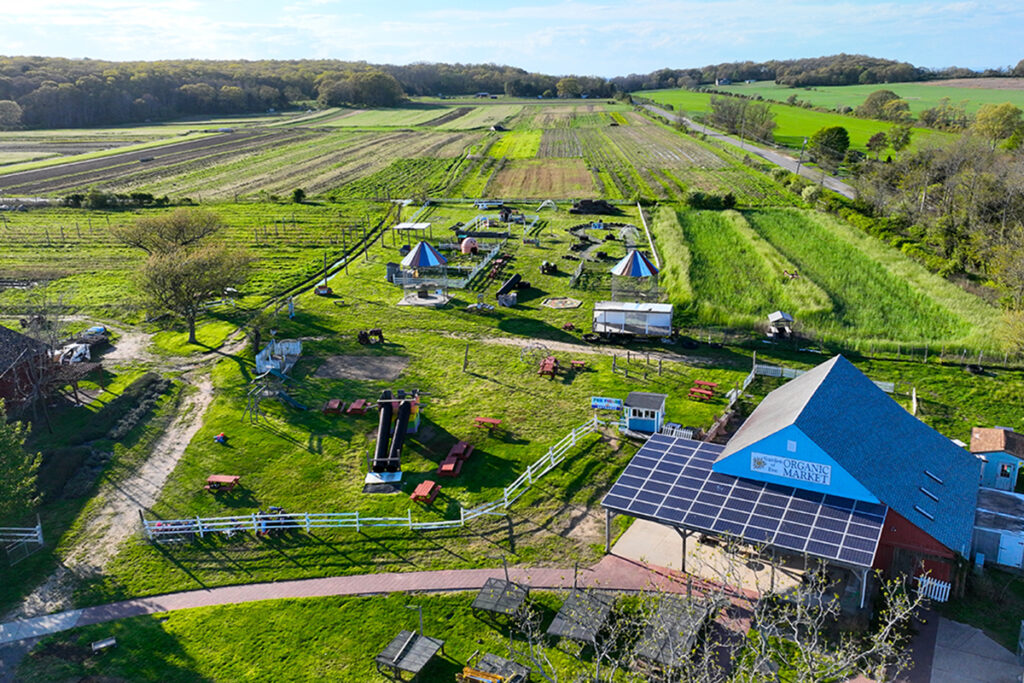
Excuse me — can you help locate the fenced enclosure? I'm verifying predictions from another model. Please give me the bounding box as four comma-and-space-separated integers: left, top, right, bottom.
143, 417, 604, 540
1, 518, 45, 565
391, 238, 507, 290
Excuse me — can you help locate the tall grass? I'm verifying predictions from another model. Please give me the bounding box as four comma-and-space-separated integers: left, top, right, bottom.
650, 206, 694, 304
744, 209, 968, 342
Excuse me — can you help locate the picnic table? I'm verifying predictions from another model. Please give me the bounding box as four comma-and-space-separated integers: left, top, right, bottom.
570, 360, 587, 370
538, 356, 559, 378
474, 417, 502, 430
448, 441, 475, 460
693, 380, 718, 389
322, 398, 345, 415
688, 388, 714, 401
347, 399, 368, 415
438, 456, 463, 477
410, 480, 441, 504
205, 475, 240, 492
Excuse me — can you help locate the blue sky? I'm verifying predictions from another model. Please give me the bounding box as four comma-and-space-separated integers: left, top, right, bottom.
3, 1, 1021, 77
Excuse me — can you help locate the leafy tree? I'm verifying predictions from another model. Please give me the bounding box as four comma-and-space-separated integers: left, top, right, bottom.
708, 95, 777, 142
973, 102, 1024, 148
889, 123, 913, 154
112, 208, 225, 255
881, 98, 912, 122
808, 126, 850, 172
856, 89, 900, 119
291, 188, 306, 203
556, 77, 581, 98
0, 400, 40, 524
139, 244, 252, 344
0, 99, 22, 129
866, 131, 888, 159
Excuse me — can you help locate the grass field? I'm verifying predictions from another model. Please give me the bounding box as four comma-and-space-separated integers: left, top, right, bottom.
488, 130, 542, 158
712, 80, 1024, 115
641, 89, 953, 151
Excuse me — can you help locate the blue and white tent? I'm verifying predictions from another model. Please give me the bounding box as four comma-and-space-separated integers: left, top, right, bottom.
400, 241, 447, 269
610, 250, 658, 278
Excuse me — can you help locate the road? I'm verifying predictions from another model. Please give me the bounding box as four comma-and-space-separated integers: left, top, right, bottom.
640, 104, 857, 200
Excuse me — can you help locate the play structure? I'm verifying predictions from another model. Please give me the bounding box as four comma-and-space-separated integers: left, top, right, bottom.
367, 389, 422, 484
255, 339, 302, 375
243, 370, 308, 423
767, 310, 794, 338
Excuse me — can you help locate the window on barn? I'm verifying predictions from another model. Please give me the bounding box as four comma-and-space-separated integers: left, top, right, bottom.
1000, 464, 1013, 478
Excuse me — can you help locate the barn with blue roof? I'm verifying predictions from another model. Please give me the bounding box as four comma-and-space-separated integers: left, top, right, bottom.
602, 355, 980, 604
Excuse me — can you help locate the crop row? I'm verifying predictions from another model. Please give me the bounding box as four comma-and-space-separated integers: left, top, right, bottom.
537, 129, 582, 158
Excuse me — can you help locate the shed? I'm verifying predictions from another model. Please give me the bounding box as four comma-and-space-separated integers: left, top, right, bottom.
592, 301, 673, 338
970, 427, 1024, 491
624, 392, 667, 433
0, 325, 51, 406
973, 488, 1024, 569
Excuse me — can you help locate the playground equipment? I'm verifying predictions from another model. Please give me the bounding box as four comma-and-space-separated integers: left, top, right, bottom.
369, 389, 422, 479
358, 328, 385, 345
243, 370, 307, 423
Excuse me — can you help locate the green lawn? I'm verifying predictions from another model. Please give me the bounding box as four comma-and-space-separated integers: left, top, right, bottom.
641, 88, 953, 152
712, 80, 1024, 116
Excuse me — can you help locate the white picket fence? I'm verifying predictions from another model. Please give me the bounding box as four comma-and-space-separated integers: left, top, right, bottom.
915, 575, 952, 603
660, 424, 696, 440
391, 238, 507, 290
143, 416, 603, 540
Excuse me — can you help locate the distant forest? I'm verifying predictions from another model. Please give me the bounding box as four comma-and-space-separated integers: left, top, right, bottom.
0, 54, 1021, 129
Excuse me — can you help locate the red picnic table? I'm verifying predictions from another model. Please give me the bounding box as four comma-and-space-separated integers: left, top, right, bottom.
688, 388, 714, 401
474, 417, 502, 430
346, 399, 368, 415
694, 380, 719, 389
322, 398, 345, 415
438, 456, 463, 477
538, 356, 559, 378
410, 480, 441, 504
448, 441, 475, 460
570, 360, 587, 370
205, 475, 240, 492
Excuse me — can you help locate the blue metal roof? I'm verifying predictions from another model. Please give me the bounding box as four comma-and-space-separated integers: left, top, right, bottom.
610, 250, 658, 278
717, 355, 980, 557
400, 241, 447, 268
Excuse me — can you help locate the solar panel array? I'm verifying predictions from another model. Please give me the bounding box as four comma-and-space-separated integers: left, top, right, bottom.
471, 577, 528, 615
602, 435, 887, 568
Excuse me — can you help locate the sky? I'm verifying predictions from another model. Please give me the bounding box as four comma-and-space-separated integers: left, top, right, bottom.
0, 0, 1021, 77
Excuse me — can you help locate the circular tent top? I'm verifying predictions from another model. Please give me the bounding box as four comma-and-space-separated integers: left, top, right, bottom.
610, 249, 659, 278
400, 241, 447, 268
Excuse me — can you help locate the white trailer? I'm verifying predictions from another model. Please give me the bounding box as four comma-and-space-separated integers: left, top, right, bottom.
591, 302, 673, 339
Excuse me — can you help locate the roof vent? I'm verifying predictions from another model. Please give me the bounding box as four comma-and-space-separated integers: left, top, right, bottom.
924, 470, 944, 485
919, 487, 939, 502
914, 505, 935, 521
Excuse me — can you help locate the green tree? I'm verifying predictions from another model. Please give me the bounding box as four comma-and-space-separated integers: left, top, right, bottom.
889, 123, 913, 154
556, 77, 581, 98
974, 102, 1024, 148
808, 126, 850, 172
856, 89, 900, 119
881, 98, 912, 122
0, 99, 22, 129
866, 131, 888, 159
708, 96, 777, 142
0, 400, 40, 524
291, 188, 306, 203
112, 208, 225, 255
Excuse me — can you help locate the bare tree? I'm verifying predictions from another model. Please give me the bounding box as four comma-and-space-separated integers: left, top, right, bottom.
112, 208, 225, 255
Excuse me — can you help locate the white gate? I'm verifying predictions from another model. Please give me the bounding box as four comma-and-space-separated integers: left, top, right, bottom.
998, 533, 1024, 568
915, 575, 951, 603
1, 518, 44, 565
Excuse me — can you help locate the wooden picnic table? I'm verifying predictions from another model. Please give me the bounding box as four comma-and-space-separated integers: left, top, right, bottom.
474, 417, 502, 429
347, 399, 368, 415
205, 475, 240, 492
322, 398, 345, 415
694, 380, 719, 389
688, 388, 714, 401
448, 441, 475, 460
570, 360, 587, 369
538, 356, 559, 378
410, 480, 441, 503
438, 456, 463, 477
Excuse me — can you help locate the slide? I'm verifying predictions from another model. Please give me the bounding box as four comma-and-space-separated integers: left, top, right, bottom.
385, 394, 412, 472
276, 391, 307, 411
496, 273, 521, 297
372, 389, 393, 473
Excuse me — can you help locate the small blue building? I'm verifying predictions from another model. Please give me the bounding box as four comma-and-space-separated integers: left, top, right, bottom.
971, 427, 1024, 492
623, 392, 667, 433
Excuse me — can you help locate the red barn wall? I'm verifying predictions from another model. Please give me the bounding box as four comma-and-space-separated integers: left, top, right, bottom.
873, 509, 954, 582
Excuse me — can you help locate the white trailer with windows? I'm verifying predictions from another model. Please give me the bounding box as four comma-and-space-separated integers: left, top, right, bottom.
591, 302, 673, 339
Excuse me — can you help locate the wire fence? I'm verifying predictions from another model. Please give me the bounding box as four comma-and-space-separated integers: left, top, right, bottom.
142, 416, 604, 540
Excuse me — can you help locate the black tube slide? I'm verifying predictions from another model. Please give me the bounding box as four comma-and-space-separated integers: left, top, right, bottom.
372, 389, 393, 473
496, 273, 521, 297
386, 396, 412, 472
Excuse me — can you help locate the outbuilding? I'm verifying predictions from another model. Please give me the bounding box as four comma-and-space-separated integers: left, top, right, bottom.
970, 427, 1024, 491
592, 301, 673, 339
623, 392, 667, 433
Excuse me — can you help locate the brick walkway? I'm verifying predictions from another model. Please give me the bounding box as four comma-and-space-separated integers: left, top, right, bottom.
0, 555, 730, 646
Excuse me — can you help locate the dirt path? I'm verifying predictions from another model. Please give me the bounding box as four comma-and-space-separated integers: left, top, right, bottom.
5, 372, 215, 620
455, 333, 710, 365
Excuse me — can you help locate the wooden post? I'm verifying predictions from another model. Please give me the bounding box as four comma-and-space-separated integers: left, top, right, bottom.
658, 359, 662, 375
463, 343, 470, 372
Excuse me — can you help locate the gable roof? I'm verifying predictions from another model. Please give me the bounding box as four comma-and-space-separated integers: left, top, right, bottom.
625, 392, 667, 411
718, 355, 979, 556
0, 325, 49, 378
970, 427, 1024, 460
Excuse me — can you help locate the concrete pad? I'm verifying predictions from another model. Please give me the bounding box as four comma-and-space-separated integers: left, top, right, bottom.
612, 519, 805, 594
930, 617, 1022, 683
0, 609, 82, 644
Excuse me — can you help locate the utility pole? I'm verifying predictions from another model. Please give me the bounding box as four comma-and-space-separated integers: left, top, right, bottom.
795, 137, 808, 175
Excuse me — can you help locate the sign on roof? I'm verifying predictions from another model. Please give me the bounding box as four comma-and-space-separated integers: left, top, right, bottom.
591, 397, 623, 411
751, 452, 832, 486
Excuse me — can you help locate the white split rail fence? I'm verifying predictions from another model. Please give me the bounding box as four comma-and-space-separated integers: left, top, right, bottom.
143, 417, 603, 540
0, 521, 43, 545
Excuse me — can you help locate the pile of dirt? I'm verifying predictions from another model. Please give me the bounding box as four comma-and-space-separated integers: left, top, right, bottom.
313, 355, 410, 381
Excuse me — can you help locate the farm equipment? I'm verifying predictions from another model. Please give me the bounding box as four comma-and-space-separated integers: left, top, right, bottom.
456, 651, 530, 683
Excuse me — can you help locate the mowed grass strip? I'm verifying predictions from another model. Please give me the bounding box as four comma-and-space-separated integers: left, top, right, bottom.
722, 211, 832, 316
744, 209, 968, 342
488, 130, 541, 159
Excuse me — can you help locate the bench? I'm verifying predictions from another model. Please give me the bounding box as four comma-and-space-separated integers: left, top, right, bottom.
448, 441, 475, 461
205, 475, 241, 492
474, 417, 502, 430
91, 637, 117, 653
410, 480, 441, 504
347, 399, 368, 415
438, 456, 463, 477
322, 398, 345, 415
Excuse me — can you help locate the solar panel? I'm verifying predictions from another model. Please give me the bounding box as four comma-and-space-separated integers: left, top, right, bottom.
634, 596, 722, 668
471, 577, 528, 615
546, 590, 615, 643
601, 436, 885, 568
375, 631, 444, 675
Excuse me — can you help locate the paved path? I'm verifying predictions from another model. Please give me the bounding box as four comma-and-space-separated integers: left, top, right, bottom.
640, 103, 857, 199
929, 617, 1022, 683
0, 555, 707, 647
